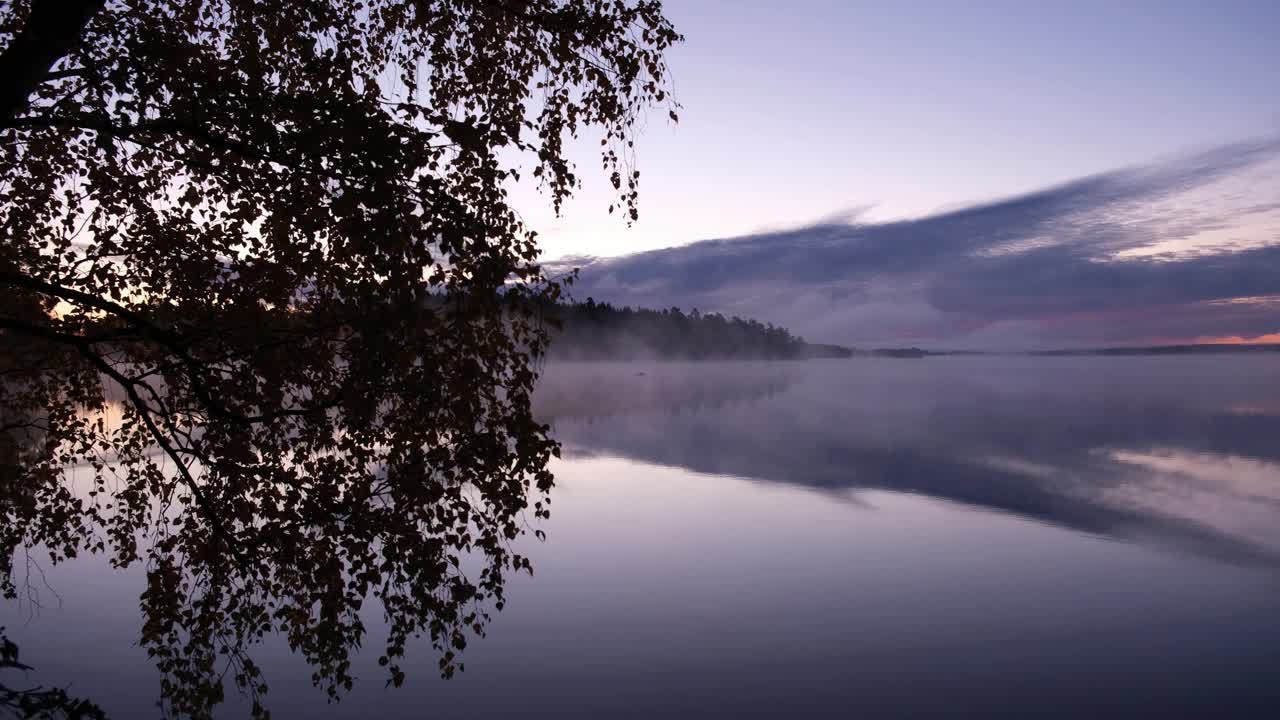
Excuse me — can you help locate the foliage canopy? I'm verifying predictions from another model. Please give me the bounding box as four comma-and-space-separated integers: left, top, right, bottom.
0, 0, 679, 716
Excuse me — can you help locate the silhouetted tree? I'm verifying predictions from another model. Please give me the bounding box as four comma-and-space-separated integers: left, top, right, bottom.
1, 628, 106, 719
0, 1, 679, 717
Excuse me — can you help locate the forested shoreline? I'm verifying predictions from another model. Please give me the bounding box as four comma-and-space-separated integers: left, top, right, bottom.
543, 299, 851, 360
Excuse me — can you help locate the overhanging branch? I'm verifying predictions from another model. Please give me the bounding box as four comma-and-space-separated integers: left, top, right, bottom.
0, 0, 106, 122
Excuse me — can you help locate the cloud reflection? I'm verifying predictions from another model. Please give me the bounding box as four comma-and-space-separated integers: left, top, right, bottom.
536, 357, 1280, 568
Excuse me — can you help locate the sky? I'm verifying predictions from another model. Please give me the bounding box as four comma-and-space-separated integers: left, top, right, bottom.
512, 0, 1280, 349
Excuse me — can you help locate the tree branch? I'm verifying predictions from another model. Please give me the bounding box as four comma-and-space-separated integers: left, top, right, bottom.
0, 315, 244, 557
39, 67, 90, 82
0, 271, 354, 425
0, 0, 105, 121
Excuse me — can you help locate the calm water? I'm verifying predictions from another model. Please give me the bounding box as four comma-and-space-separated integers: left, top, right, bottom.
5, 356, 1280, 717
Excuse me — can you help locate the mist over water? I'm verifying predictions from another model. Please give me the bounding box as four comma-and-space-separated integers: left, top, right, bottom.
6, 355, 1280, 717
539, 356, 1280, 567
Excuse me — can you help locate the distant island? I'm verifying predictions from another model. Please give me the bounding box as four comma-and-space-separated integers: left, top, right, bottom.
1029, 343, 1280, 356
857, 343, 1280, 358
545, 299, 852, 361
853, 347, 931, 358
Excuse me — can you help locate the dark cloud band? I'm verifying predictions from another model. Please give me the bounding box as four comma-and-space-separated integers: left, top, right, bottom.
561, 137, 1280, 348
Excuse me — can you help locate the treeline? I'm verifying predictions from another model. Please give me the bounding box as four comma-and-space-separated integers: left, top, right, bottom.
1032, 343, 1280, 356
542, 298, 850, 361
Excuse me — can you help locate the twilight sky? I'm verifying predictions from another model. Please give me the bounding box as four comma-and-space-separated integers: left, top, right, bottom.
513, 0, 1280, 348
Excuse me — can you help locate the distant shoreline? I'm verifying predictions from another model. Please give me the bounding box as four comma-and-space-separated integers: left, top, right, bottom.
848, 343, 1280, 358
1029, 343, 1280, 356
542, 342, 1280, 363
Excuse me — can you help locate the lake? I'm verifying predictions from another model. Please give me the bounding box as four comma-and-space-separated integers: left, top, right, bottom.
4, 356, 1280, 717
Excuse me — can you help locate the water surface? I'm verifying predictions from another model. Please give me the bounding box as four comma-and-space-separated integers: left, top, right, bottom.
5, 356, 1280, 717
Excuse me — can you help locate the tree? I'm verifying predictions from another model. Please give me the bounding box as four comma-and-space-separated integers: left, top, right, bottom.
0, 1, 679, 716
1, 627, 107, 719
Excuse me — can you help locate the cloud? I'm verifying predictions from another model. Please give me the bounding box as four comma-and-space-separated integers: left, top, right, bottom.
558, 137, 1280, 348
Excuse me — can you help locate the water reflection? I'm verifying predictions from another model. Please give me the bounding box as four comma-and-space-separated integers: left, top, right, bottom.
538, 356, 1280, 568
6, 355, 1280, 717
